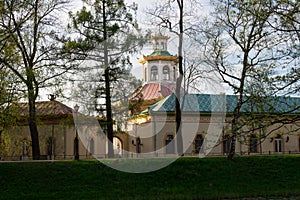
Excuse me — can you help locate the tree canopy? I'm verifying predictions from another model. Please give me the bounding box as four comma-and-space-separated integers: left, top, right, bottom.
0, 0, 80, 159
194, 0, 300, 159
67, 0, 147, 157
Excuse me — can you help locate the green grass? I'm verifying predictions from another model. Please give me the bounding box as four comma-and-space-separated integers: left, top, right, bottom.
0, 156, 300, 199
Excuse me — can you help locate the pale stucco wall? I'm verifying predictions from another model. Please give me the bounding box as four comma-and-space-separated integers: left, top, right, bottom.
129, 114, 300, 157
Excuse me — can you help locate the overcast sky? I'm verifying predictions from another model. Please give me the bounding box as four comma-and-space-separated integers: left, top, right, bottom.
65, 0, 213, 80
126, 0, 212, 79
42, 0, 213, 103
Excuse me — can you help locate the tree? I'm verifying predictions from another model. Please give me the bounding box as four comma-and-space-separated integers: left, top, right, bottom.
196, 0, 300, 159
0, 0, 80, 159
0, 65, 20, 157
147, 0, 202, 156
111, 68, 142, 132
68, 0, 146, 157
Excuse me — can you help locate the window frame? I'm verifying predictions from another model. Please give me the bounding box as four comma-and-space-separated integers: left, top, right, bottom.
194, 134, 204, 154
249, 135, 258, 153
165, 134, 175, 154
163, 66, 170, 80
150, 66, 158, 81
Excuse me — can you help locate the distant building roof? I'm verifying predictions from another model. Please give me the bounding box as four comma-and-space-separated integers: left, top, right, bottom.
149, 50, 173, 57
18, 100, 74, 117
138, 50, 178, 64
149, 93, 300, 114
130, 83, 175, 101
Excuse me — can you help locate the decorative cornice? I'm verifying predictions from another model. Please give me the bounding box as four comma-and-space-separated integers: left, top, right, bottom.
151, 34, 170, 40
138, 55, 179, 64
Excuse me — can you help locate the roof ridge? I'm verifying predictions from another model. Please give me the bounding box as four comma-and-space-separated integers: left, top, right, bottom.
17, 100, 74, 116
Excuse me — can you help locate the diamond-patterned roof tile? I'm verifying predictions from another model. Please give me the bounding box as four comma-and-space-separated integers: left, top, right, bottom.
150, 94, 300, 114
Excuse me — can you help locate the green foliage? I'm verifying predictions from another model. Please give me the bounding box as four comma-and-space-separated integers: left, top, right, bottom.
0, 66, 20, 134
199, 0, 300, 159
68, 0, 140, 49
0, 131, 11, 158
0, 0, 80, 159
208, 0, 299, 95
68, 0, 147, 119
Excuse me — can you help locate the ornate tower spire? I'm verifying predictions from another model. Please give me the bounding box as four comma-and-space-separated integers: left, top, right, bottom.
139, 34, 178, 85
130, 33, 180, 113
151, 33, 170, 51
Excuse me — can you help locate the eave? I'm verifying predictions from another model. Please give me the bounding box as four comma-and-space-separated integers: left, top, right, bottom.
138, 55, 178, 64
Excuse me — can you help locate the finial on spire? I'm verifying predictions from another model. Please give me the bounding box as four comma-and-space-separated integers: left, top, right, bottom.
48, 94, 56, 101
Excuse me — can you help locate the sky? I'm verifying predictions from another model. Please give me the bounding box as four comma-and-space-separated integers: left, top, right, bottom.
41, 0, 214, 105
126, 0, 213, 79
59, 0, 212, 80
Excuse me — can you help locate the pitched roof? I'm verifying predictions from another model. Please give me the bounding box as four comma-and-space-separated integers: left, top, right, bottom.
130, 83, 175, 101
150, 93, 300, 114
138, 50, 178, 64
149, 50, 173, 56
18, 100, 74, 116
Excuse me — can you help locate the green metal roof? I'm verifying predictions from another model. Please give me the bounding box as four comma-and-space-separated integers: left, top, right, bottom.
149, 93, 300, 114
148, 50, 174, 57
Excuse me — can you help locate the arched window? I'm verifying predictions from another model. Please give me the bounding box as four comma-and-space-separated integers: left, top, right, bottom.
161, 42, 165, 50
249, 135, 258, 153
274, 135, 282, 153
113, 137, 122, 156
46, 137, 54, 156
223, 135, 231, 155
165, 135, 175, 154
163, 66, 170, 80
194, 135, 204, 154
90, 138, 95, 155
151, 66, 158, 81
299, 137, 300, 152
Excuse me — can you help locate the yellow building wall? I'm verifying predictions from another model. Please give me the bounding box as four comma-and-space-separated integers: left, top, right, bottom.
129, 114, 300, 157
2, 113, 300, 161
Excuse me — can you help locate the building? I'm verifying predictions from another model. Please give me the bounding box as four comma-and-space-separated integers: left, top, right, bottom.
126, 33, 300, 157
129, 93, 300, 157
1, 33, 300, 160
0, 95, 108, 160
130, 33, 179, 113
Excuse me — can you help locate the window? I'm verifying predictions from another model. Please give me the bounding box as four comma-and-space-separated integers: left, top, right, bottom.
275, 135, 282, 153
113, 137, 123, 156
249, 135, 258, 153
151, 66, 158, 81
223, 135, 231, 155
173, 66, 176, 80
194, 135, 204, 153
156, 42, 159, 50
299, 137, 300, 152
165, 135, 175, 154
90, 138, 94, 155
144, 68, 147, 82
163, 66, 170, 80
46, 136, 54, 156
161, 42, 165, 50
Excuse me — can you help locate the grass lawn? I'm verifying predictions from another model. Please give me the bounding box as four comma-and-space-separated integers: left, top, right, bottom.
0, 155, 300, 200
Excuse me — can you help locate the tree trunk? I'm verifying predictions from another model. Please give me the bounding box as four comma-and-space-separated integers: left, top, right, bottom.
28, 87, 40, 160
228, 50, 248, 160
105, 67, 114, 158
176, 0, 184, 156
228, 93, 243, 160
102, 0, 114, 158
228, 119, 237, 160
176, 56, 183, 156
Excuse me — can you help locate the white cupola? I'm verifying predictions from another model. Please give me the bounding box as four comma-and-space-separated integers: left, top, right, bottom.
139, 34, 178, 86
